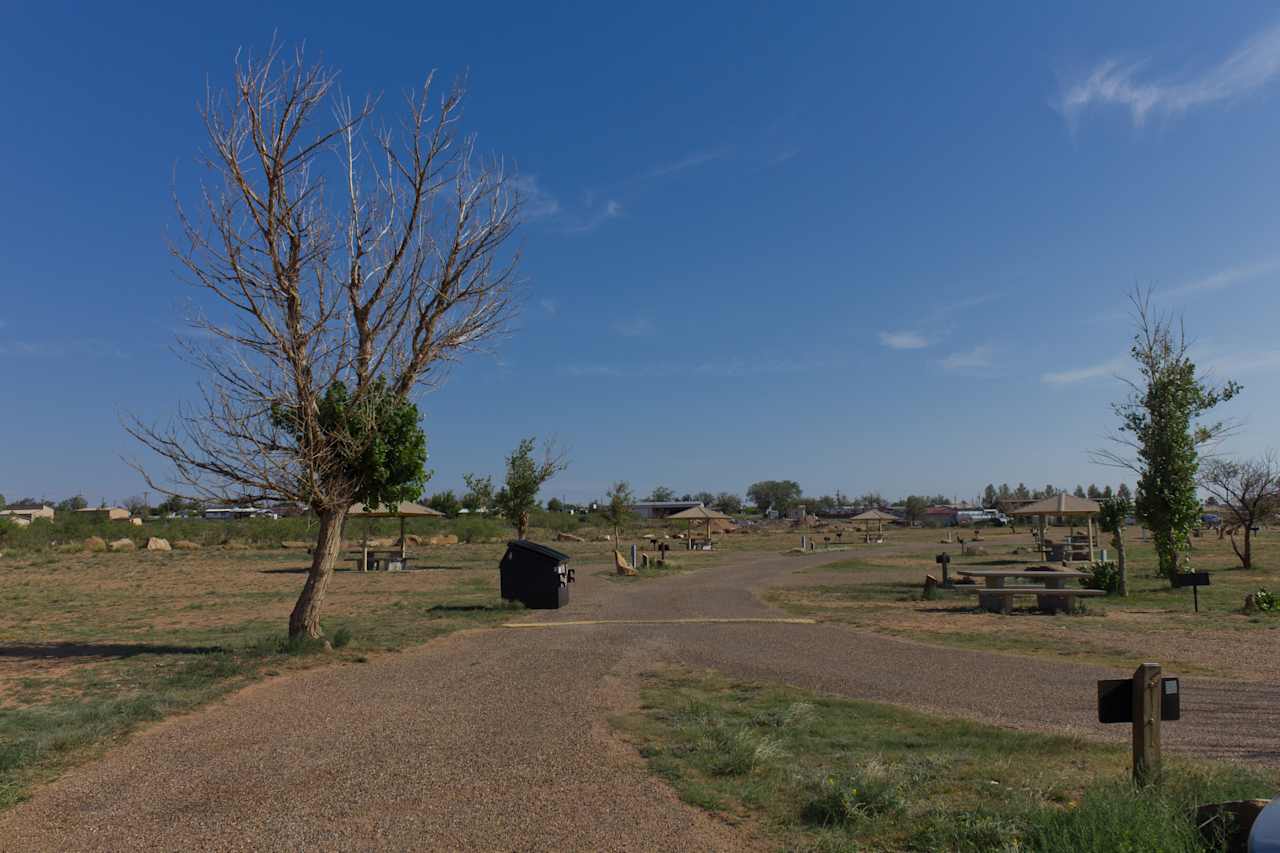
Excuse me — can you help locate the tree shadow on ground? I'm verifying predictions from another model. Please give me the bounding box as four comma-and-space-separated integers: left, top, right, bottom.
0, 642, 224, 661
425, 603, 515, 613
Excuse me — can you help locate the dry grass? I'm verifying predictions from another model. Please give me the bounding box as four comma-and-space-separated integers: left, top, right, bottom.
768, 526, 1280, 680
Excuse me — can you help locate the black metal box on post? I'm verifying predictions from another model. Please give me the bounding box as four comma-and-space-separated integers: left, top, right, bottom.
500, 540, 574, 609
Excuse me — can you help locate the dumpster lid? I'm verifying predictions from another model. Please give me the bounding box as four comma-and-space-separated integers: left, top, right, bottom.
506, 539, 572, 563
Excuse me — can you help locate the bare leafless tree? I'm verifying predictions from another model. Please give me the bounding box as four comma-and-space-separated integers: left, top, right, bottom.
1199, 454, 1280, 570
128, 43, 522, 638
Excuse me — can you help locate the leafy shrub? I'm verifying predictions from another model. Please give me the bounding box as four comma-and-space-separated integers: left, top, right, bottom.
800, 762, 905, 827
1081, 561, 1122, 595
331, 626, 353, 648
451, 516, 507, 544
1254, 588, 1278, 612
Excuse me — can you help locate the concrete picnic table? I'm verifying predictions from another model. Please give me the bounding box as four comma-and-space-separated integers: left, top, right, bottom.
958, 567, 1088, 588
957, 567, 1101, 613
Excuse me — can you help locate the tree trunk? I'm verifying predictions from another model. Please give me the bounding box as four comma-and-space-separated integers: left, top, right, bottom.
517, 511, 529, 540
1244, 526, 1253, 570
289, 506, 347, 640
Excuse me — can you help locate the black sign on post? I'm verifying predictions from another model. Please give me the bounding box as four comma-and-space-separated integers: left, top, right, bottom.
1097, 677, 1180, 723
1171, 571, 1210, 612
935, 552, 951, 586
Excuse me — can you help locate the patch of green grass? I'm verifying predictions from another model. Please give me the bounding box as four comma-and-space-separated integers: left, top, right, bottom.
613, 668, 1277, 852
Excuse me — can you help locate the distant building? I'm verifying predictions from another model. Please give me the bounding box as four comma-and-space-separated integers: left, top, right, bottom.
924, 505, 958, 526
0, 503, 55, 525
203, 506, 280, 521
75, 507, 130, 522
629, 500, 704, 519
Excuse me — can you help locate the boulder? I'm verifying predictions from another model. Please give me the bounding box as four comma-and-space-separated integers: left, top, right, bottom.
146, 537, 171, 551
427, 534, 459, 546
108, 538, 136, 552
83, 536, 107, 553
555, 532, 585, 543
1194, 800, 1271, 853
280, 540, 311, 549
614, 549, 638, 576
398, 534, 423, 546
173, 540, 201, 550
128, 517, 143, 526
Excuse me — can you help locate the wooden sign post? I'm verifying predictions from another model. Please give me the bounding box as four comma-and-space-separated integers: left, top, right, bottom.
1098, 662, 1177, 785
1131, 662, 1162, 784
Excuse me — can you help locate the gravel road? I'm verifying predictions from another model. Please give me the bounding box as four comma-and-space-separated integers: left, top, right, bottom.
3, 548, 1276, 850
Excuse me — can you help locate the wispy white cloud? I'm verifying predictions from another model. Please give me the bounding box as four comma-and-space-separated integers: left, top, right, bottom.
879, 330, 930, 350
940, 344, 993, 371
1057, 21, 1280, 128
1199, 348, 1280, 376
647, 148, 729, 178
1168, 259, 1280, 297
612, 316, 654, 338
1041, 357, 1126, 385
770, 147, 801, 165
563, 199, 621, 234
509, 174, 561, 220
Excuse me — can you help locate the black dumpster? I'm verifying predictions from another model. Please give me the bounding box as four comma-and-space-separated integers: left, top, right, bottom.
500, 540, 574, 609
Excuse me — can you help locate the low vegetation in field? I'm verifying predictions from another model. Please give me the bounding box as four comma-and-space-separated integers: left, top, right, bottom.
768, 529, 1280, 680
614, 668, 1277, 852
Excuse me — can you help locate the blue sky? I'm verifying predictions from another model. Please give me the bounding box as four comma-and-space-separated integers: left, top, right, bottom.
4, 2, 1280, 506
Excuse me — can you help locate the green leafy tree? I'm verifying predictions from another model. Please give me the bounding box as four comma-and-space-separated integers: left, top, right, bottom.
601, 481, 635, 544
713, 492, 743, 514
461, 473, 495, 513
646, 485, 676, 502
1097, 495, 1132, 596
1073, 485, 1087, 499
982, 484, 998, 508
493, 438, 567, 539
427, 490, 461, 518
1117, 482, 1132, 501
1094, 290, 1240, 580
1013, 483, 1030, 500
1102, 485, 1114, 500
746, 480, 803, 514
56, 495, 88, 512
903, 495, 928, 523
692, 491, 716, 506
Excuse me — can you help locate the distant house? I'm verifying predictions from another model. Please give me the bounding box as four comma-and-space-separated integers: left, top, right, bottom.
203, 506, 280, 521
924, 505, 958, 526
629, 500, 704, 520
0, 503, 55, 525
75, 507, 130, 522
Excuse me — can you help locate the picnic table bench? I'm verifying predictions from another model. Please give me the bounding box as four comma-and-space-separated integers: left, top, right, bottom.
957, 567, 1104, 614
348, 548, 411, 572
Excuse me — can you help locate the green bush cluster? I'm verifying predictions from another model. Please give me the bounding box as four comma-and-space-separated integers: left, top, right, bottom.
1254, 589, 1278, 612
1081, 560, 1123, 595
